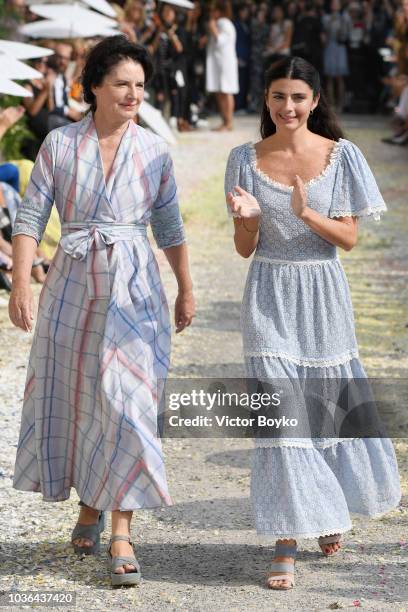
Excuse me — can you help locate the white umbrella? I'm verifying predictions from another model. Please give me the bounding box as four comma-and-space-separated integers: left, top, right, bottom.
0, 54, 44, 80
158, 0, 194, 9
0, 40, 54, 60
29, 3, 117, 28
138, 101, 177, 145
26, 0, 116, 17
0, 77, 33, 97
20, 19, 119, 39
82, 0, 116, 17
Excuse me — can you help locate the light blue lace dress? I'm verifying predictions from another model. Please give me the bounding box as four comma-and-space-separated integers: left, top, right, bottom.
224, 138, 401, 540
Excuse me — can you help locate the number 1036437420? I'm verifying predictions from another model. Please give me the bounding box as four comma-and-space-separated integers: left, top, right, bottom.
0, 591, 76, 607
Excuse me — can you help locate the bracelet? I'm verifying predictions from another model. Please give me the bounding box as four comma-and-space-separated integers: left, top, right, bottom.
242, 218, 259, 233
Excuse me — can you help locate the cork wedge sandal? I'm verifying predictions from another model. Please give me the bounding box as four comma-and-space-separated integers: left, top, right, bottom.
318, 533, 342, 556
266, 542, 297, 590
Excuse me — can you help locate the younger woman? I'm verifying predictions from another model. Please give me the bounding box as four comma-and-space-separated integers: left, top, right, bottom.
225, 56, 401, 590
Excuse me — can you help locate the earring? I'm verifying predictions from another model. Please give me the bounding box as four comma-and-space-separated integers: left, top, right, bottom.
310, 109, 314, 115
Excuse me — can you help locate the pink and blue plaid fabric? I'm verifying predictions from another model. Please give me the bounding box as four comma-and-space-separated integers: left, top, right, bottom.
12, 113, 185, 510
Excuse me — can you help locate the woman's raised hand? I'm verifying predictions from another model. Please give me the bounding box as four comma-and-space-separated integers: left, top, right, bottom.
9, 286, 34, 332
290, 175, 308, 219
227, 186, 261, 218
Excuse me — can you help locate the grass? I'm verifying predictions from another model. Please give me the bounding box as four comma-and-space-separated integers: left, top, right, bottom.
180, 171, 230, 229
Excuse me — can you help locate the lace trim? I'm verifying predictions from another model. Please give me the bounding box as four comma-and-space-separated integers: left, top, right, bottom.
248, 139, 343, 192
254, 437, 359, 449
253, 256, 340, 266
254, 524, 352, 541
245, 349, 359, 367
329, 205, 386, 222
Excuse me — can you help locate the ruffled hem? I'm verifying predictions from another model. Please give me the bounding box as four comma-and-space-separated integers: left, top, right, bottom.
254, 437, 359, 449
329, 205, 386, 221
253, 500, 402, 541
254, 524, 352, 541
250, 438, 402, 537
244, 349, 359, 368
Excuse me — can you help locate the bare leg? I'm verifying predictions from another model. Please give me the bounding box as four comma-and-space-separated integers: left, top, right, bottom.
213, 93, 234, 130
72, 504, 100, 548
110, 510, 136, 574
225, 93, 234, 129
214, 92, 224, 126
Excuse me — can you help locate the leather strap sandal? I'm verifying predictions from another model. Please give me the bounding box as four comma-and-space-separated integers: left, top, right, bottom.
266, 542, 297, 590
71, 500, 105, 555
318, 533, 342, 556
107, 535, 141, 587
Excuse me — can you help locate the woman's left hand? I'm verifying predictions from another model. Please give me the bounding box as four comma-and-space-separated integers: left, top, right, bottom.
291, 175, 308, 219
175, 289, 195, 333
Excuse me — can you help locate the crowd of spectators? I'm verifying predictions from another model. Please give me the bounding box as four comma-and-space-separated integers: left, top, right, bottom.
1, 0, 408, 290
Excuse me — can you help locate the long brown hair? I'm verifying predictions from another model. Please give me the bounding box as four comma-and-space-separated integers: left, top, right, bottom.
212, 0, 233, 19
260, 56, 344, 141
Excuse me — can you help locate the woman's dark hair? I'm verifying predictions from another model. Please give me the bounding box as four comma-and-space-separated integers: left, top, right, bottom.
81, 35, 154, 112
212, 0, 233, 19
260, 56, 344, 141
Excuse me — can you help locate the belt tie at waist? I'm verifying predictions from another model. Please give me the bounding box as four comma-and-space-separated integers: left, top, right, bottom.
59, 221, 147, 299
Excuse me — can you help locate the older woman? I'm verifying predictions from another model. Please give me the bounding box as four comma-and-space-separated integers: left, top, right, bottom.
9, 35, 195, 587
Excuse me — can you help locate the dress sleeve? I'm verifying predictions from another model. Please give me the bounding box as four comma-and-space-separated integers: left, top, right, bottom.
150, 145, 185, 249
329, 140, 387, 221
224, 144, 253, 217
12, 131, 55, 244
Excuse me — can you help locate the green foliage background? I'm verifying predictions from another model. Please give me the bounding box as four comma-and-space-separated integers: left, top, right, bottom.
0, 0, 35, 160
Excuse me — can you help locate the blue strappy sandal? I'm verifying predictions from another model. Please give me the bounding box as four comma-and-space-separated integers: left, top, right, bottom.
71, 500, 105, 555
266, 541, 297, 590
107, 535, 141, 587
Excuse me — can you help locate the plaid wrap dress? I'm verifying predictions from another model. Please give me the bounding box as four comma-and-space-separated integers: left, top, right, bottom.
12, 113, 185, 511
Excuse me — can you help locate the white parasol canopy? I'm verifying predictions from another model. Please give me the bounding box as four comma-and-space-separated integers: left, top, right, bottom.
0, 54, 44, 80
29, 3, 117, 28
0, 77, 33, 97
0, 40, 54, 60
158, 0, 194, 9
19, 19, 119, 39
82, 0, 117, 17
25, 0, 116, 17
138, 101, 177, 145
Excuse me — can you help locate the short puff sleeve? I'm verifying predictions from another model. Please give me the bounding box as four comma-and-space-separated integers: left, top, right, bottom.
12, 131, 55, 244
224, 143, 254, 217
150, 145, 185, 249
330, 140, 387, 221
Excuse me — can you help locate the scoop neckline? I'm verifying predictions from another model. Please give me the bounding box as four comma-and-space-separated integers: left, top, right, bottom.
248, 138, 344, 192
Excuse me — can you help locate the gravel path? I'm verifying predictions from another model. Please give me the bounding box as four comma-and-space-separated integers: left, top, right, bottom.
0, 116, 406, 611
